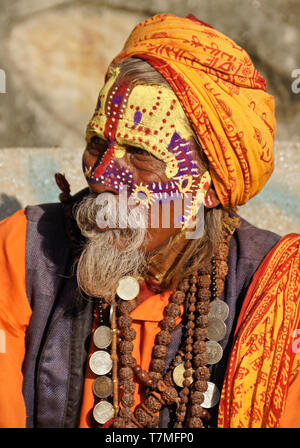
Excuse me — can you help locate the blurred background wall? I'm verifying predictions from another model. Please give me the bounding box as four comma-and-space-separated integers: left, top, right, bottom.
0, 0, 299, 235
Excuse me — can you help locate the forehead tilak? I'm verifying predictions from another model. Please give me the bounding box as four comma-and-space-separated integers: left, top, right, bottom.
102, 77, 133, 142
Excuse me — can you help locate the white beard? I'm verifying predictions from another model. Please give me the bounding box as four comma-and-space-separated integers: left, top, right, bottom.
75, 192, 148, 301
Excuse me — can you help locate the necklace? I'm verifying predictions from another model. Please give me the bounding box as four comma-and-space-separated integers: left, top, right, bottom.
55, 174, 239, 428
111, 214, 236, 428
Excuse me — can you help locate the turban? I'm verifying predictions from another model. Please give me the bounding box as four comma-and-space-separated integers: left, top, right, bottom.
111, 13, 276, 208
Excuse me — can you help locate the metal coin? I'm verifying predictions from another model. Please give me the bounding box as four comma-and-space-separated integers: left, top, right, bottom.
116, 276, 140, 301
93, 325, 112, 349
201, 382, 220, 408
173, 362, 194, 388
209, 300, 229, 321
206, 340, 223, 365
93, 376, 113, 399
207, 317, 227, 342
93, 400, 114, 424
89, 350, 112, 375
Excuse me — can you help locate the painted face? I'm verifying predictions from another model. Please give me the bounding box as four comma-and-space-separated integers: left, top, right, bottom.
83, 68, 211, 229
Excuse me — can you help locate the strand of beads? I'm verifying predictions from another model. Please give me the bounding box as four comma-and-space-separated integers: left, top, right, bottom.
132, 281, 188, 428
113, 276, 140, 428
90, 298, 115, 426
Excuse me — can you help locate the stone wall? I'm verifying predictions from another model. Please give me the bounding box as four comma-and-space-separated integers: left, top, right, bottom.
0, 0, 300, 148
0, 0, 299, 236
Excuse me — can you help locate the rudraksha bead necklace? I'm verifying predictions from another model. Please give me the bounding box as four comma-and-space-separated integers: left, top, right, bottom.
111, 215, 236, 428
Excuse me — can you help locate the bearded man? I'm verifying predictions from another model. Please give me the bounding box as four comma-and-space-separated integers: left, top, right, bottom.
0, 14, 299, 429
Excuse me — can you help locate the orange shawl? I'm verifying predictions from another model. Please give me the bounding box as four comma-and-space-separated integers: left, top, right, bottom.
218, 234, 300, 427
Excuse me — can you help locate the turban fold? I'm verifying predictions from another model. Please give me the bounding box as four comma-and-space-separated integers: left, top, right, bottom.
112, 13, 276, 208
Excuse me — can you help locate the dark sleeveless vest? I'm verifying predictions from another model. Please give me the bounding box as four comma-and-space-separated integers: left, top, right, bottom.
22, 190, 281, 428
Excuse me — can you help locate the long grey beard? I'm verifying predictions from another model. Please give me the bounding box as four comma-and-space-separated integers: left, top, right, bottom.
75, 192, 148, 301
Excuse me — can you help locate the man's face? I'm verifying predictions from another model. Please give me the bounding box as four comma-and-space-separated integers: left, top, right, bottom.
82, 68, 210, 252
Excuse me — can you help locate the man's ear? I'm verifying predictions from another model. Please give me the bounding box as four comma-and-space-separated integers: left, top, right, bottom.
203, 187, 220, 208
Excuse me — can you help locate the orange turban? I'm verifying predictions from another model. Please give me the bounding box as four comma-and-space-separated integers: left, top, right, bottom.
112, 14, 276, 208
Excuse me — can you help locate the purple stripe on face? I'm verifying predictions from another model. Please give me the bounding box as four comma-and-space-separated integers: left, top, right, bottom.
134, 110, 143, 125
113, 94, 123, 105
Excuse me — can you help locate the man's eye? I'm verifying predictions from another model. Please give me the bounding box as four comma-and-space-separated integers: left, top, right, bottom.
87, 137, 107, 156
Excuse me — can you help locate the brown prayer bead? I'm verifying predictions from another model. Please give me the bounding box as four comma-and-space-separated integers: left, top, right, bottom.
121, 393, 135, 408
186, 344, 193, 352
135, 408, 150, 426
198, 274, 211, 288
118, 299, 136, 314
194, 366, 210, 380
215, 260, 229, 278
188, 417, 203, 428
196, 301, 210, 314
118, 315, 132, 328
160, 317, 176, 331
216, 278, 225, 296
120, 354, 135, 367
194, 380, 208, 392
191, 391, 204, 404
184, 360, 192, 369
119, 340, 134, 354
193, 341, 206, 354
153, 345, 168, 359
191, 404, 204, 417
121, 327, 136, 341
150, 359, 165, 373
156, 330, 172, 345
149, 371, 162, 383
163, 371, 174, 387
165, 303, 181, 318
119, 407, 133, 420
145, 395, 162, 413
190, 285, 197, 293
193, 353, 208, 367
188, 304, 196, 313
177, 280, 189, 292
123, 380, 136, 394
215, 242, 229, 260
177, 412, 185, 423
189, 295, 197, 303
196, 315, 209, 328
119, 367, 133, 380
171, 291, 186, 304
197, 288, 211, 301
194, 328, 207, 339
183, 379, 191, 388
161, 387, 178, 404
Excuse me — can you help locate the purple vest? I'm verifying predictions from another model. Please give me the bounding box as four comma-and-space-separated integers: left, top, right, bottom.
22, 189, 281, 427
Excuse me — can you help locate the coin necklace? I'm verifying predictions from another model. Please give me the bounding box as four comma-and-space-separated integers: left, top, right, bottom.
112, 212, 238, 428
90, 298, 115, 426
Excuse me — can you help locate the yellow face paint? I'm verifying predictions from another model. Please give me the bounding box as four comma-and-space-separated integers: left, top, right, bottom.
84, 69, 211, 229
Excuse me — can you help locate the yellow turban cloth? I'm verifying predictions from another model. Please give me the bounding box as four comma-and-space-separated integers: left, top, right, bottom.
112, 14, 276, 208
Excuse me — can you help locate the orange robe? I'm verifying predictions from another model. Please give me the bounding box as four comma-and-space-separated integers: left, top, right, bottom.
0, 210, 299, 428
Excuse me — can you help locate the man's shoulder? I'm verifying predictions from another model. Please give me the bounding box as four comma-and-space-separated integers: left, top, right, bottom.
234, 214, 282, 261
0, 209, 27, 245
